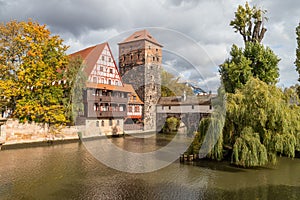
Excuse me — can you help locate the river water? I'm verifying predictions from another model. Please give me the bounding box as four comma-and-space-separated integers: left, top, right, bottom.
0, 135, 299, 200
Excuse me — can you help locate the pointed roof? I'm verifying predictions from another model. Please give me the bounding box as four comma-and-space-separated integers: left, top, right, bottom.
127, 84, 144, 105
118, 29, 163, 47
69, 42, 112, 76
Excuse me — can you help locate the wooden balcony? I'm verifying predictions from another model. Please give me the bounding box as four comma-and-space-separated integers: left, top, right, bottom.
87, 94, 128, 104
88, 111, 127, 118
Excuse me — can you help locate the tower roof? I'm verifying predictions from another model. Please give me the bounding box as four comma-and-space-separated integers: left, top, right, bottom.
118, 29, 163, 47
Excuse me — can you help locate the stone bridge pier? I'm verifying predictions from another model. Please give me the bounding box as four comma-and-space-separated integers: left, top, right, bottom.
155, 96, 213, 133
156, 112, 210, 133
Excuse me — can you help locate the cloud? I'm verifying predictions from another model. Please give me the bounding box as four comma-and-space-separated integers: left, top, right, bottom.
0, 0, 299, 90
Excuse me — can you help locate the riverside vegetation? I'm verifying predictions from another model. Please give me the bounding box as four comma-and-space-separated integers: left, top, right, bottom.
185, 2, 300, 167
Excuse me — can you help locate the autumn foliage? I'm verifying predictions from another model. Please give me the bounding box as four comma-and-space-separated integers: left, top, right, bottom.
0, 20, 69, 124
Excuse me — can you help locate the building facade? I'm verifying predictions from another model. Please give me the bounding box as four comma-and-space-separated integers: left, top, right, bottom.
118, 30, 162, 130
70, 42, 131, 136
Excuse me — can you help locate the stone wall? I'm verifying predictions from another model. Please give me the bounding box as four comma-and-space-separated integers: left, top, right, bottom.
84, 119, 124, 137
0, 119, 79, 143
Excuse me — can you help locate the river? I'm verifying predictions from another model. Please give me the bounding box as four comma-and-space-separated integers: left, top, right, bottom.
0, 135, 299, 200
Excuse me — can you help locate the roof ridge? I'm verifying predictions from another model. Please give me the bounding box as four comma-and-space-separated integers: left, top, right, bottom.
118, 29, 162, 47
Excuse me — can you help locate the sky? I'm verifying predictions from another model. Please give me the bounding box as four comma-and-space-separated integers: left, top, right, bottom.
1, 0, 300, 92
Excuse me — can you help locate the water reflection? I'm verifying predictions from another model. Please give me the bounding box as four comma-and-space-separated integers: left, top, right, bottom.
0, 138, 299, 200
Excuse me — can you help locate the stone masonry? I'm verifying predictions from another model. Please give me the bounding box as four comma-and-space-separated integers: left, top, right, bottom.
118, 30, 162, 130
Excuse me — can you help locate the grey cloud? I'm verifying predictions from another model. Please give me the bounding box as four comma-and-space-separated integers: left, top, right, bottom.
1, 0, 126, 36
0, 0, 299, 90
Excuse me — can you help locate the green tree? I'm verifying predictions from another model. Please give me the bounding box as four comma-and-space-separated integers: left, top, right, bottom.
225, 78, 299, 166
162, 117, 180, 133
0, 20, 69, 124
295, 23, 300, 99
200, 2, 299, 168
220, 43, 279, 93
232, 127, 268, 167
219, 2, 279, 93
62, 56, 87, 124
230, 1, 267, 44
161, 69, 193, 97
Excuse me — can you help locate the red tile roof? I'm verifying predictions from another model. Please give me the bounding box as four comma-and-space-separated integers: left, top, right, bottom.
158, 96, 211, 105
126, 85, 144, 105
118, 29, 163, 47
69, 42, 109, 77
86, 82, 133, 93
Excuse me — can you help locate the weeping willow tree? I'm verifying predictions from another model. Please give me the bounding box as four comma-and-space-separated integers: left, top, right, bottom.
232, 127, 268, 167
188, 78, 300, 167
226, 78, 300, 167
186, 116, 224, 161
186, 89, 225, 161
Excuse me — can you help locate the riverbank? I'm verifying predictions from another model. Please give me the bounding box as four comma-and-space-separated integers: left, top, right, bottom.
0, 129, 156, 150
0, 134, 80, 150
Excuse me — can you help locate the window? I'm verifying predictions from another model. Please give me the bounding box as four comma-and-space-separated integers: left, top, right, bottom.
108, 57, 111, 62
169, 106, 171, 110
128, 106, 132, 112
131, 55, 133, 60
109, 119, 113, 126
96, 89, 100, 96
162, 106, 164, 110
157, 57, 159, 62
94, 103, 98, 111
149, 95, 152, 100
101, 120, 104, 127
96, 121, 99, 127
100, 66, 103, 71
192, 105, 194, 109
156, 48, 158, 52
133, 95, 136, 100
134, 106, 140, 112
115, 81, 118, 86
108, 80, 112, 85
102, 56, 105, 61
117, 120, 120, 125
110, 69, 113, 73
153, 57, 155, 61
93, 77, 97, 83
149, 46, 151, 49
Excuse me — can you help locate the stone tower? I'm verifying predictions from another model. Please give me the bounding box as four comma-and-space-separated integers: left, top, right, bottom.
118, 30, 162, 130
